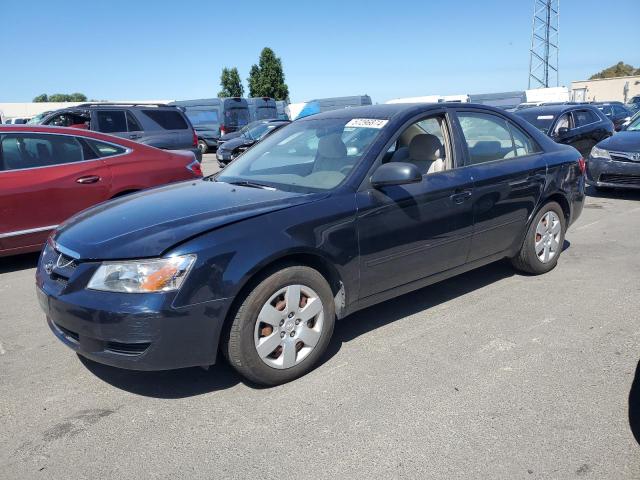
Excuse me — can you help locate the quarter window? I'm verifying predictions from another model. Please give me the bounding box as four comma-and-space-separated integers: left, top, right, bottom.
84, 139, 126, 158
96, 110, 127, 133
0, 134, 86, 171
457, 112, 539, 164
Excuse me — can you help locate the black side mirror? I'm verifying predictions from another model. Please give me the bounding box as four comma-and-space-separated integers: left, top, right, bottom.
556, 126, 570, 137
370, 162, 422, 188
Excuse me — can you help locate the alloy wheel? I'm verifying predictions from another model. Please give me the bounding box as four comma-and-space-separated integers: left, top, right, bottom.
535, 211, 562, 263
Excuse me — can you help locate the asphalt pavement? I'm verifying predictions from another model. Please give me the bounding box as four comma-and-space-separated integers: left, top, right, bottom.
1, 186, 639, 479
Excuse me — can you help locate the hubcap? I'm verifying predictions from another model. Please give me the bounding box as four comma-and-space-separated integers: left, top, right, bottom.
535, 211, 561, 263
253, 284, 324, 369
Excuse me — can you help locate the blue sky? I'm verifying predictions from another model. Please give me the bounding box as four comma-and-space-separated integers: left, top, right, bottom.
1, 0, 638, 103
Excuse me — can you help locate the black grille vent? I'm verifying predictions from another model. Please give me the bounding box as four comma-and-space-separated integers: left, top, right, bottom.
55, 322, 79, 342
105, 341, 151, 356
600, 174, 640, 185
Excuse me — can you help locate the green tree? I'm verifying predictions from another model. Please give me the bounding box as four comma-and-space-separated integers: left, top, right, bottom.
68, 92, 87, 102
218, 67, 244, 98
33, 93, 49, 102
589, 61, 637, 80
247, 47, 289, 100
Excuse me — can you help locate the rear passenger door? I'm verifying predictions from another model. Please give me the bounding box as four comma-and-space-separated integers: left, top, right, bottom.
0, 133, 112, 252
138, 109, 191, 149
452, 110, 546, 263
570, 109, 601, 157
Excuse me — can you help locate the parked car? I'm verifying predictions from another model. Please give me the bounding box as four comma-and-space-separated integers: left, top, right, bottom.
515, 104, 614, 157
37, 103, 585, 386
216, 120, 289, 166
5, 117, 30, 124
40, 103, 201, 160
27, 111, 53, 124
247, 97, 278, 122
275, 100, 289, 120
586, 113, 640, 190
170, 98, 250, 154
217, 119, 279, 145
592, 102, 634, 131
0, 125, 202, 257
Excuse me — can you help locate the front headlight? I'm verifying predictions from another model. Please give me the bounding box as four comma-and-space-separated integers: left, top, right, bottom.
87, 255, 196, 293
590, 145, 611, 160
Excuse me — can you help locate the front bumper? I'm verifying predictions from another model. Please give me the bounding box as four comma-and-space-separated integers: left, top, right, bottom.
36, 245, 230, 371
586, 154, 640, 189
216, 149, 233, 167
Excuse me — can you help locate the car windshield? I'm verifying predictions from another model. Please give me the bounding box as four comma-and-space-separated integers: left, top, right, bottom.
627, 114, 640, 131
515, 111, 557, 134
216, 117, 384, 193
243, 123, 271, 140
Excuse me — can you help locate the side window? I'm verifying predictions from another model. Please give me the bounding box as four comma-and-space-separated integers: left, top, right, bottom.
96, 110, 127, 133
0, 134, 84, 171
140, 110, 188, 130
552, 113, 571, 135
457, 112, 516, 164
386, 115, 449, 174
126, 111, 143, 132
84, 138, 127, 158
573, 109, 598, 127
613, 105, 628, 116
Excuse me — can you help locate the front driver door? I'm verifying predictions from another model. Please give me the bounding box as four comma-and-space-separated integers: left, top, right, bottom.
356, 111, 474, 299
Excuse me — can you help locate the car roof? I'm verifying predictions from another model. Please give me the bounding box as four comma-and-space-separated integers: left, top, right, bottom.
0, 124, 144, 148
514, 104, 599, 116
297, 102, 509, 121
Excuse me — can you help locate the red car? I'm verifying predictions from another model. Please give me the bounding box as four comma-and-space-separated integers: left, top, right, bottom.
0, 125, 202, 257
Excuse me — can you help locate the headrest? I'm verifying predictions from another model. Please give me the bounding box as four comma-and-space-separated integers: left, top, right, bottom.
317, 134, 347, 159
409, 134, 443, 161
472, 141, 501, 157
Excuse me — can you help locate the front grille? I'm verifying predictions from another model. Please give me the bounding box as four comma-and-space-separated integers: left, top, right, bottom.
105, 341, 151, 356
56, 253, 78, 270
600, 173, 640, 185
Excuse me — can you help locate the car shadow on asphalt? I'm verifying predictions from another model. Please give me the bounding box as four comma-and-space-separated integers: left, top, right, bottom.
629, 359, 640, 446
79, 355, 241, 398
0, 252, 40, 274
82, 260, 521, 397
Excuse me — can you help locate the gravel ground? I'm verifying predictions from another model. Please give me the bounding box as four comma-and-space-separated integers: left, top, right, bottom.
1, 187, 639, 479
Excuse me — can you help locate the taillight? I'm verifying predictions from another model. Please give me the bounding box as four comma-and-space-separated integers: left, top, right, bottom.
578, 157, 586, 175
186, 159, 202, 177
192, 130, 198, 147
220, 124, 226, 136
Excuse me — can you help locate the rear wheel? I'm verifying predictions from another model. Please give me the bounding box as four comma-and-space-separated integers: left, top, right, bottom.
225, 266, 335, 386
197, 139, 208, 155
511, 202, 565, 275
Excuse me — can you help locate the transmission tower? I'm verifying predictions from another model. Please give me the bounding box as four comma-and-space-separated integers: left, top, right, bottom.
528, 0, 560, 89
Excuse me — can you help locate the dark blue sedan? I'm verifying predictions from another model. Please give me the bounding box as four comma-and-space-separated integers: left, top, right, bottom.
36, 103, 585, 385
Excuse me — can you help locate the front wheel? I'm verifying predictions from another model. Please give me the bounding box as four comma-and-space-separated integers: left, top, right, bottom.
511, 202, 566, 275
224, 266, 335, 386
197, 139, 208, 155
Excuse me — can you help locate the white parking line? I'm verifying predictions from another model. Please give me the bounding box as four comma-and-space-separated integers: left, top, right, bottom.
575, 205, 640, 231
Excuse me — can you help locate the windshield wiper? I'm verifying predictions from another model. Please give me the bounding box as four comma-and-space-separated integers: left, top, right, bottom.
227, 180, 276, 190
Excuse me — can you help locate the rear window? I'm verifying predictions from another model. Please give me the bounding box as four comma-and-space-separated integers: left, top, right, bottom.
141, 109, 189, 130
223, 108, 250, 128
185, 110, 219, 127
256, 107, 277, 120
515, 111, 557, 134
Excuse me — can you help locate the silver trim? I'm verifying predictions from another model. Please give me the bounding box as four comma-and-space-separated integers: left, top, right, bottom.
0, 225, 57, 239
0, 130, 132, 173
53, 242, 81, 260
609, 150, 640, 162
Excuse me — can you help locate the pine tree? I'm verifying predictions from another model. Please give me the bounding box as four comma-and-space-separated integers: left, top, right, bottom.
218, 67, 244, 98
247, 48, 289, 100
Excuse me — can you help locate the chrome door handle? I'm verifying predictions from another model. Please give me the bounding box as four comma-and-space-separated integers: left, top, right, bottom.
76, 175, 100, 184
450, 190, 472, 204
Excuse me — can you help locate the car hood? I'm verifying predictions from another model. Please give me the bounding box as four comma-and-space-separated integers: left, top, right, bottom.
54, 180, 322, 260
219, 136, 255, 152
598, 131, 640, 151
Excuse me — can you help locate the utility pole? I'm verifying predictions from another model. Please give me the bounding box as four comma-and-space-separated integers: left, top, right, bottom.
528, 0, 560, 89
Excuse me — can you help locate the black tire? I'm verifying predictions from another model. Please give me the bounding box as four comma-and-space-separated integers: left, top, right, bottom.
511, 201, 566, 275
197, 139, 208, 155
224, 266, 335, 386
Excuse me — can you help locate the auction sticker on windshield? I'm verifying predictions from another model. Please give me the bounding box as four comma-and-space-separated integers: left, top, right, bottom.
345, 118, 388, 129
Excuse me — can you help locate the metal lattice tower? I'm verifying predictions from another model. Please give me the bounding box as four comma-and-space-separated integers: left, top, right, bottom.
528, 0, 560, 89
